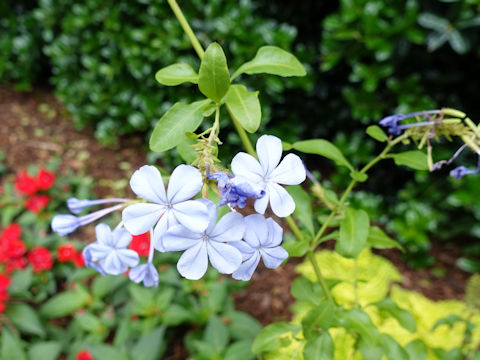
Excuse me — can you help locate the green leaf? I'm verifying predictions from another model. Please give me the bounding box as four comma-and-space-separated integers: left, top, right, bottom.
163, 304, 192, 326
392, 151, 429, 171
232, 46, 306, 79
381, 334, 409, 359
303, 332, 334, 360
224, 340, 255, 360
418, 13, 449, 31
28, 342, 62, 360
293, 139, 353, 171
1, 328, 26, 360
131, 326, 166, 360
92, 275, 127, 299
367, 226, 404, 251
457, 257, 480, 273
205, 281, 228, 313
39, 289, 90, 318
252, 322, 301, 354
373, 299, 417, 332
335, 208, 370, 258
291, 277, 325, 305
89, 345, 128, 360
198, 43, 231, 102
287, 185, 314, 235
349, 171, 368, 182
204, 316, 229, 352
129, 283, 155, 314
405, 339, 428, 360
224, 84, 261, 133
228, 311, 262, 340
282, 236, 310, 257
149, 99, 211, 152
75, 312, 102, 332
8, 268, 33, 295
155, 63, 198, 86
5, 303, 45, 337
302, 301, 334, 339
432, 314, 463, 330
366, 125, 387, 142
335, 308, 378, 346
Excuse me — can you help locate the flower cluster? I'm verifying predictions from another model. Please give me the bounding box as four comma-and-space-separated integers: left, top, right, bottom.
52, 135, 306, 284
0, 223, 27, 273
379, 108, 480, 180
14, 168, 55, 214
0, 273, 10, 314
57, 243, 85, 266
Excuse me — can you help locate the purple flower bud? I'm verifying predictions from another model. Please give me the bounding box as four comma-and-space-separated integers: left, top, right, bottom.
208, 172, 265, 209
450, 166, 477, 179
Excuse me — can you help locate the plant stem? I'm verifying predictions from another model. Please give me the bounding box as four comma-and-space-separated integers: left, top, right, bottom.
307, 251, 334, 304
229, 108, 257, 157
167, 0, 205, 59
285, 216, 304, 242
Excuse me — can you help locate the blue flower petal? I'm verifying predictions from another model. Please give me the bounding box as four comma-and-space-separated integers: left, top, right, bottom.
163, 224, 202, 251
122, 203, 165, 235
230, 241, 255, 261
172, 200, 209, 233
256, 135, 282, 176
129, 263, 159, 287
51, 214, 80, 236
231, 152, 264, 181
243, 214, 268, 248
129, 165, 167, 204
167, 165, 203, 203
267, 182, 295, 217
177, 242, 208, 280
260, 246, 288, 269
207, 241, 242, 274
152, 210, 178, 252
232, 252, 260, 281
210, 212, 245, 243
253, 191, 270, 215
269, 153, 306, 185
265, 218, 283, 247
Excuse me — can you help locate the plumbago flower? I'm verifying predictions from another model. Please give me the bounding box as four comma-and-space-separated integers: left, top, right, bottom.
163, 199, 245, 280
82, 223, 139, 275
232, 214, 288, 281
207, 172, 265, 208
122, 165, 209, 251
231, 135, 306, 217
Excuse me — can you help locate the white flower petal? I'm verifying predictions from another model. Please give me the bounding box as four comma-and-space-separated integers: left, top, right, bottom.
210, 212, 245, 242
152, 210, 178, 252
122, 203, 165, 235
101, 253, 125, 275
112, 227, 132, 248
232, 252, 260, 281
163, 224, 202, 251
265, 218, 283, 247
257, 135, 283, 176
207, 242, 242, 274
268, 182, 295, 217
167, 165, 203, 203
243, 214, 268, 248
197, 198, 218, 233
84, 243, 111, 261
260, 246, 288, 269
231, 152, 264, 181
269, 153, 306, 185
177, 242, 208, 280
172, 200, 209, 233
95, 223, 112, 246
129, 165, 167, 204
254, 190, 270, 214
116, 249, 140, 268
230, 241, 255, 261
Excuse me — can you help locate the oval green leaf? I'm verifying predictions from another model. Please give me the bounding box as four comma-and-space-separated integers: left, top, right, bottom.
293, 139, 353, 171
391, 151, 429, 170
303, 332, 334, 360
224, 84, 261, 133
232, 46, 306, 80
335, 207, 370, 259
155, 63, 198, 86
366, 125, 387, 142
149, 99, 211, 152
367, 226, 404, 251
198, 43, 231, 102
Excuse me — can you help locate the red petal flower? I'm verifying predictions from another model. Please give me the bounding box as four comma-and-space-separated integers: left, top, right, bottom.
1, 223, 22, 241
36, 169, 56, 191
0, 274, 10, 292
76, 350, 94, 360
27, 247, 54, 273
6, 257, 27, 273
129, 232, 150, 257
14, 171, 38, 196
57, 244, 77, 262
74, 252, 85, 267
6, 240, 27, 258
25, 195, 50, 214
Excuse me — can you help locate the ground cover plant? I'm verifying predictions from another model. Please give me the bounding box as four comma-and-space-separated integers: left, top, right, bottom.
2, 1, 480, 359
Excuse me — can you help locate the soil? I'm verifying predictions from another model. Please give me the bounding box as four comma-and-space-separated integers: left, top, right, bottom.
0, 86, 472, 355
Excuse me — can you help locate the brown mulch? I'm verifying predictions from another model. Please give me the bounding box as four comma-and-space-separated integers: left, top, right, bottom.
0, 85, 473, 352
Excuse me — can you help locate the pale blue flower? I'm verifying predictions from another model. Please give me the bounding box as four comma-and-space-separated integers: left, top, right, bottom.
231, 135, 306, 217
51, 204, 124, 236
122, 165, 209, 252
208, 172, 265, 208
129, 263, 159, 287
67, 197, 127, 214
163, 199, 244, 280
379, 109, 441, 135
83, 223, 139, 275
232, 214, 288, 281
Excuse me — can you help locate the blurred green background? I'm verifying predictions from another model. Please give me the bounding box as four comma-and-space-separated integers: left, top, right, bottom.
2, 0, 480, 267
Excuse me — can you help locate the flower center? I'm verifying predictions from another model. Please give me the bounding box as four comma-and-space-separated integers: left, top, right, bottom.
202, 234, 209, 241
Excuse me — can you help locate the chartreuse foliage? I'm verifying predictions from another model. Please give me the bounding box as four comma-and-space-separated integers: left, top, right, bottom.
255, 250, 480, 360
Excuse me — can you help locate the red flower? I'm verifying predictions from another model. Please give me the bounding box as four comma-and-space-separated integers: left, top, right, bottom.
74, 252, 85, 267
36, 169, 55, 191
6, 257, 27, 273
76, 350, 94, 360
1, 223, 21, 241
0, 291, 9, 302
0, 274, 10, 292
27, 247, 54, 273
57, 244, 77, 262
5, 239, 27, 259
0, 301, 5, 314
14, 171, 38, 196
129, 232, 150, 257
25, 195, 50, 214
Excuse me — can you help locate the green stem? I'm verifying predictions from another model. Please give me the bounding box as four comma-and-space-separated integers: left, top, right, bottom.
285, 216, 304, 242
307, 251, 334, 304
311, 133, 408, 248
167, 0, 205, 59
228, 108, 256, 157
